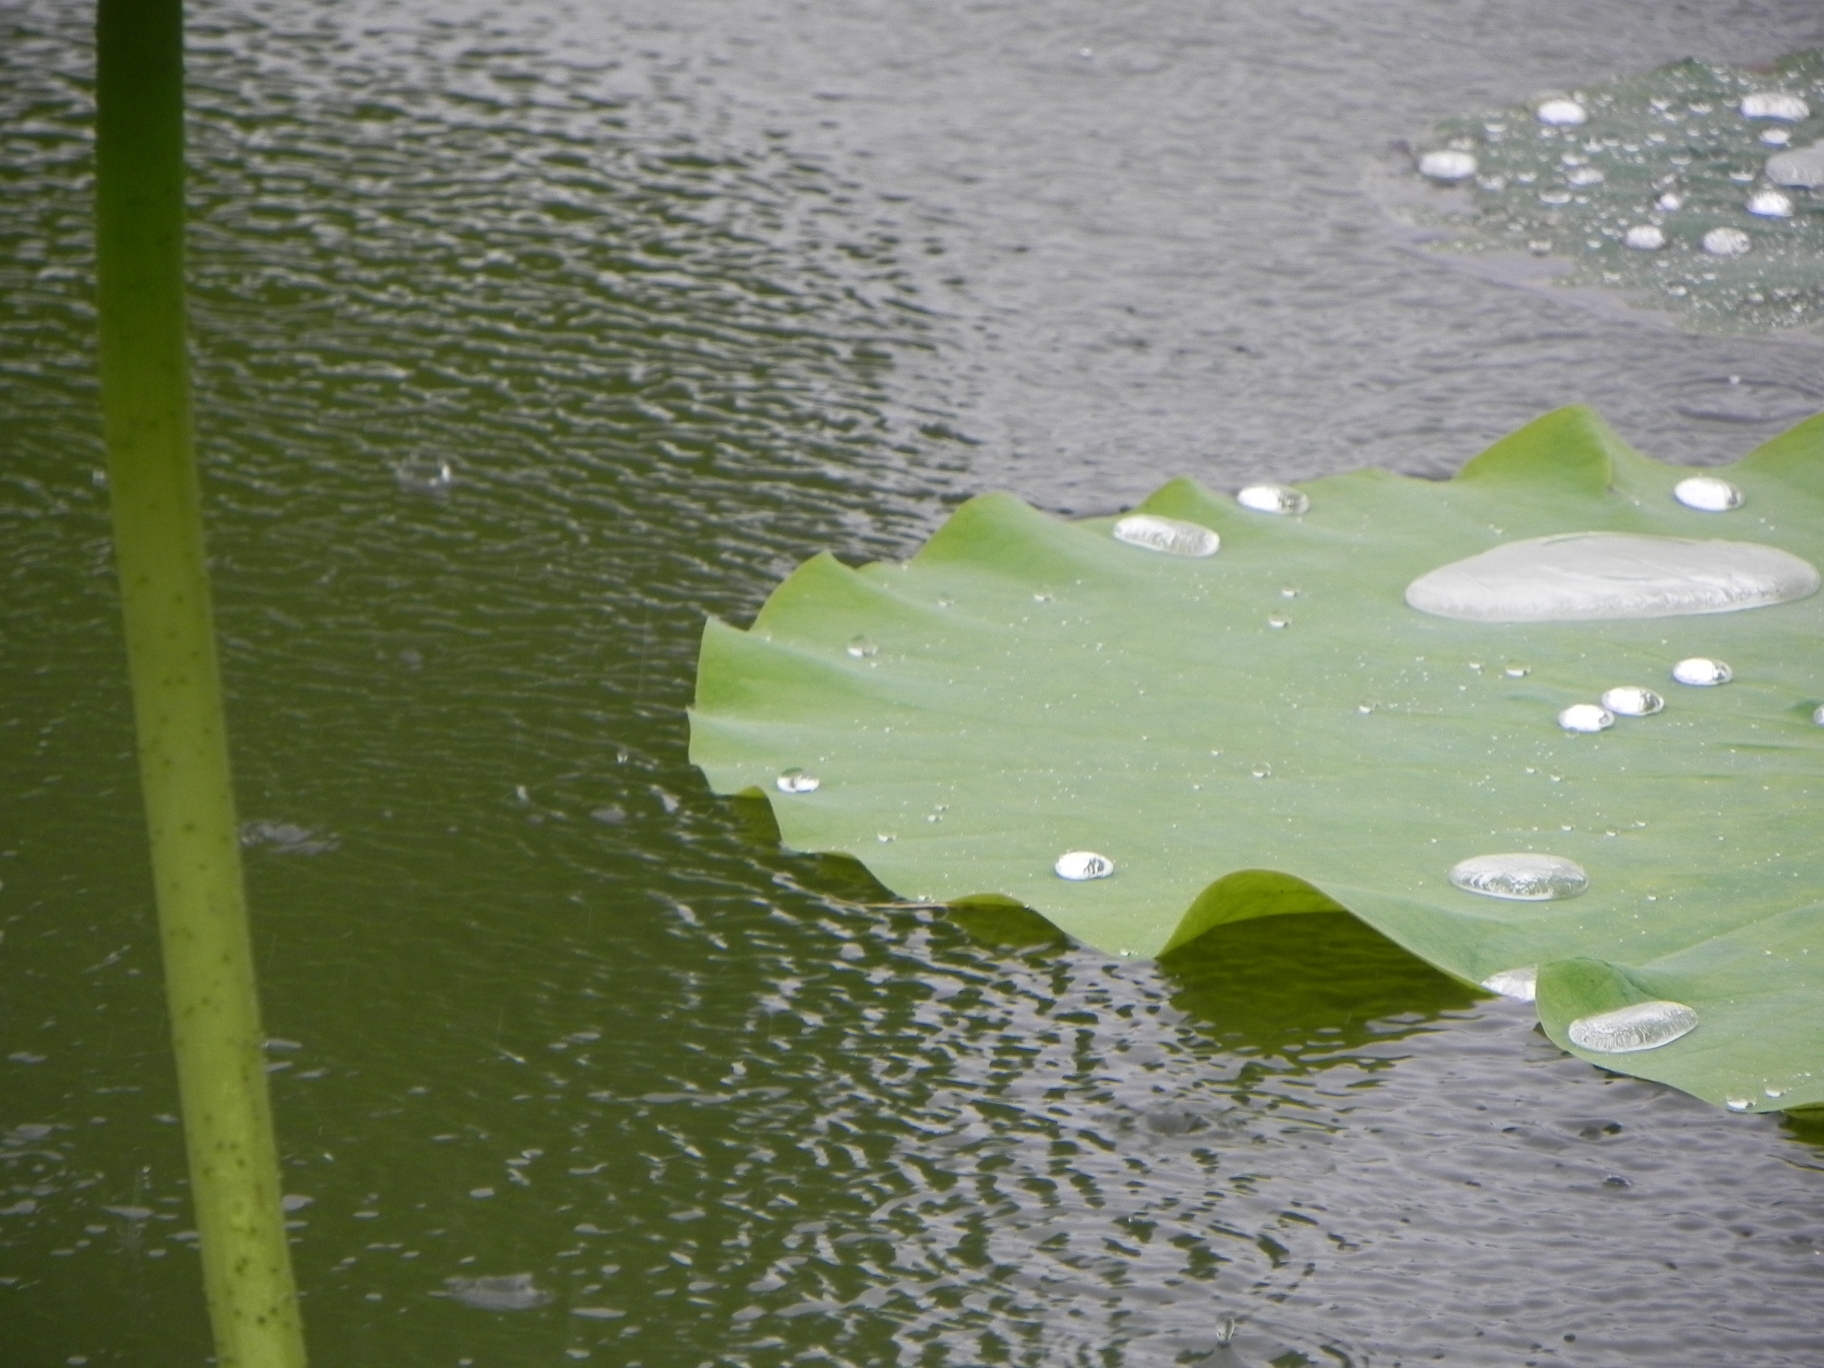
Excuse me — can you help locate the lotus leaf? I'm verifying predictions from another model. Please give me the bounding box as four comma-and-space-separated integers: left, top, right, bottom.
690, 407, 1824, 1111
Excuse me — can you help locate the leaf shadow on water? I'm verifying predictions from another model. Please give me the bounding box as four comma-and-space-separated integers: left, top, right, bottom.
1159, 912, 1483, 1062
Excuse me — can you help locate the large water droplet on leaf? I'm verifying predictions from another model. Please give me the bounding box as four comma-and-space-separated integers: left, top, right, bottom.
1450, 852, 1588, 901
776, 768, 821, 794
1558, 703, 1614, 733
1112, 515, 1220, 558
1674, 476, 1745, 512
1767, 140, 1824, 188
1418, 150, 1477, 182
1741, 91, 1810, 121
1747, 190, 1794, 218
1481, 966, 1538, 1001
1568, 1000, 1699, 1053
1704, 227, 1752, 257
1536, 98, 1586, 126
1236, 484, 1311, 516
1054, 850, 1114, 881
1672, 656, 1733, 686
1600, 686, 1664, 717
1405, 533, 1819, 622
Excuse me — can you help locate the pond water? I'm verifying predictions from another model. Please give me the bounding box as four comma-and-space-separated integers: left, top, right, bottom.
6, 1, 1824, 1364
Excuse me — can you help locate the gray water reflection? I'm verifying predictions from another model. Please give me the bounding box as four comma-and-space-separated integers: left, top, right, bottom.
6, 1, 1824, 1365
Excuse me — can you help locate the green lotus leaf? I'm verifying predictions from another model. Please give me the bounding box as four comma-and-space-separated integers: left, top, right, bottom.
689, 406, 1824, 1112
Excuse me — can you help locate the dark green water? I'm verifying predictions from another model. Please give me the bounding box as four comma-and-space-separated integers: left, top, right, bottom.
6, 2, 1824, 1364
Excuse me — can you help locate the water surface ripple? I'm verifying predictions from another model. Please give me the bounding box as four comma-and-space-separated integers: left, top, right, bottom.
4, 2, 1824, 1365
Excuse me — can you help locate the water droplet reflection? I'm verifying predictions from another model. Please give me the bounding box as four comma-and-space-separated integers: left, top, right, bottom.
1054, 850, 1114, 881
776, 768, 821, 794
1112, 514, 1220, 558
1450, 852, 1588, 902
1672, 657, 1732, 686
1481, 966, 1538, 1001
1567, 999, 1699, 1053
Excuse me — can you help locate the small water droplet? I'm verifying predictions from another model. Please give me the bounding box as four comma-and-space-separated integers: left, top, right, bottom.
847, 636, 879, 658
776, 768, 820, 794
936, 595, 955, 608
1406, 533, 1818, 622
1537, 98, 1587, 127
1418, 150, 1477, 181
1449, 852, 1588, 901
1765, 1086, 1787, 1099
1267, 614, 1289, 629
1766, 141, 1824, 189
876, 832, 895, 843
1280, 586, 1300, 598
1538, 189, 1572, 205
1558, 703, 1614, 733
1672, 657, 1732, 686
1741, 92, 1810, 121
1747, 190, 1793, 218
1761, 126, 1793, 147
1565, 165, 1605, 187
1812, 704, 1824, 726
1702, 227, 1752, 257
1055, 850, 1113, 881
1655, 191, 1684, 211
1236, 483, 1310, 516
1623, 224, 1666, 250
1250, 763, 1272, 779
1673, 476, 1745, 512
1567, 1000, 1699, 1053
1481, 966, 1538, 1001
1725, 1096, 1753, 1112
1504, 663, 1531, 678
1112, 514, 1220, 558
1600, 686, 1664, 717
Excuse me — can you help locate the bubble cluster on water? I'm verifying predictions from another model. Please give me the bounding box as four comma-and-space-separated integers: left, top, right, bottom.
1403, 53, 1824, 335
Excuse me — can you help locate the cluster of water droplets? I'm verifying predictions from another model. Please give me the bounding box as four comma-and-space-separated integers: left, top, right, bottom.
1404, 53, 1824, 333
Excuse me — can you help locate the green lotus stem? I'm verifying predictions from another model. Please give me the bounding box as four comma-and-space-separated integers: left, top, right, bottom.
94, 1, 307, 1363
